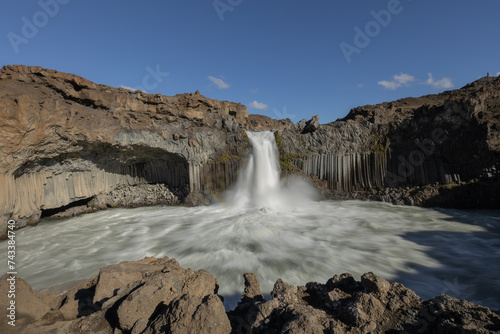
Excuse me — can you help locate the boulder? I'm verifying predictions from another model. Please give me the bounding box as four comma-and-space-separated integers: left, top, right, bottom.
271, 278, 300, 304
241, 273, 264, 303
93, 257, 177, 303
6, 257, 230, 334
360, 271, 391, 297
144, 294, 231, 334
110, 260, 223, 333
302, 115, 320, 133
0, 275, 51, 330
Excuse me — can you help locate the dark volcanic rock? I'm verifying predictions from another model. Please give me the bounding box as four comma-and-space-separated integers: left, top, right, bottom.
229, 272, 500, 334
1, 259, 499, 333
144, 294, 230, 334
241, 273, 264, 303
302, 115, 320, 133
276, 76, 500, 208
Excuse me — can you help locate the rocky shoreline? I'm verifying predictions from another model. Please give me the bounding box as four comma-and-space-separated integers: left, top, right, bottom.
1, 257, 498, 334
12, 176, 500, 233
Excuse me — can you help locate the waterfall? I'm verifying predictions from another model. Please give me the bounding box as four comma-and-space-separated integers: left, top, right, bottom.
226, 131, 316, 209
229, 131, 281, 208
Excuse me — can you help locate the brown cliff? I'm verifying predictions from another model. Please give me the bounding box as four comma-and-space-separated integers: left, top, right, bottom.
0, 65, 249, 237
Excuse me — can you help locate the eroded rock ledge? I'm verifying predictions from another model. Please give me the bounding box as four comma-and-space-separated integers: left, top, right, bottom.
0, 257, 498, 333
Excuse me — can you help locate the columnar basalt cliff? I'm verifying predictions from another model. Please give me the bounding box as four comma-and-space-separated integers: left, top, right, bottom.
0, 65, 250, 237
1, 65, 499, 238
275, 76, 500, 206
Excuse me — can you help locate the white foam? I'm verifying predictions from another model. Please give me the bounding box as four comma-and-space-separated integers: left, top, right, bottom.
7, 132, 500, 310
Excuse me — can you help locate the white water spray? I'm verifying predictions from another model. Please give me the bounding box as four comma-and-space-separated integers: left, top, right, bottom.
7, 132, 500, 311
226, 131, 316, 209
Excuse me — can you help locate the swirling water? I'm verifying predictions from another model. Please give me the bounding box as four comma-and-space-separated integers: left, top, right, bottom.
6, 132, 500, 310
11, 202, 500, 309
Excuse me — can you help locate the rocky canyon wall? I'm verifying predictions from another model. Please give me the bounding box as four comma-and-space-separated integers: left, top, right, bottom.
276, 76, 500, 205
0, 65, 249, 237
1, 65, 499, 238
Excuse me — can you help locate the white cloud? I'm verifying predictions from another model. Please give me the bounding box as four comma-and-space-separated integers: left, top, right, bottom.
394, 73, 415, 85
250, 88, 259, 94
426, 73, 454, 89
119, 85, 146, 93
271, 106, 296, 120
377, 73, 415, 90
248, 100, 268, 110
496, 72, 500, 77
377, 80, 399, 90
119, 85, 137, 91
208, 76, 230, 89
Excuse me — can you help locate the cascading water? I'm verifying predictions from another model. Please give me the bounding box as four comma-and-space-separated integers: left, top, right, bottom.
226, 131, 316, 209
228, 131, 281, 208
5, 132, 500, 310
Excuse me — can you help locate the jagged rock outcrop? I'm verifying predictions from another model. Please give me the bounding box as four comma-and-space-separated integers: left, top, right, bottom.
0, 257, 231, 334
1, 258, 498, 333
302, 115, 320, 133
229, 272, 500, 333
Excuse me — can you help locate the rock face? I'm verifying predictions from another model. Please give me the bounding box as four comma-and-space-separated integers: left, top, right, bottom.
276, 76, 500, 207
0, 65, 249, 237
1, 258, 498, 333
1, 65, 499, 238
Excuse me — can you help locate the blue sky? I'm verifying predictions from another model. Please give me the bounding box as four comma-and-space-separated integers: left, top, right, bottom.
1, 0, 499, 123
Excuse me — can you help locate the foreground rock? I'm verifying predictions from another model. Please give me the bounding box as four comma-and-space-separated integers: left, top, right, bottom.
230, 272, 500, 333
0, 257, 230, 334
0, 257, 498, 333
